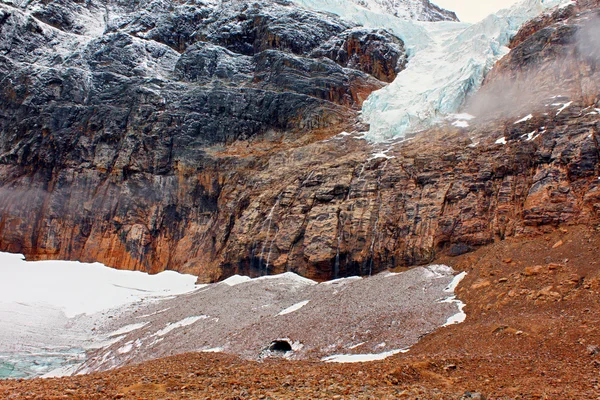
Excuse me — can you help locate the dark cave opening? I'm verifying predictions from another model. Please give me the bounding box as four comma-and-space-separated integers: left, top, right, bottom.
268, 340, 293, 353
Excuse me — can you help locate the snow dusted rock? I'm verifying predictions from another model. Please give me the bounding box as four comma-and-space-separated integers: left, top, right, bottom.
0, 0, 404, 276
349, 0, 458, 21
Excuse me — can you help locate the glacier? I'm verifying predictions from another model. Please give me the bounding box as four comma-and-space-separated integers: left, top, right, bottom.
294, 0, 573, 141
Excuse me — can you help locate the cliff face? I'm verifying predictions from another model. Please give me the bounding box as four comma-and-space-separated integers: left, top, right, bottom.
0, 0, 405, 275
348, 0, 458, 22
0, 0, 599, 282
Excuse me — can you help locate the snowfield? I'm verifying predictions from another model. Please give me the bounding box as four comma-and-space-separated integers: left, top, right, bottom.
0, 253, 200, 378
0, 253, 467, 377
0, 252, 199, 317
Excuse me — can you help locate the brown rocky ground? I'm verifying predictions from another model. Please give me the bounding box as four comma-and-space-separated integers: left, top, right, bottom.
3, 225, 600, 399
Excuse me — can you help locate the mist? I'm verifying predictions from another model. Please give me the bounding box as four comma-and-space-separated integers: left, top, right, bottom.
577, 13, 600, 64
463, 13, 600, 119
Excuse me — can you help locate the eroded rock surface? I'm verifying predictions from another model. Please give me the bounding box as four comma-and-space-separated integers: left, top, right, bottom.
0, 0, 599, 282
0, 0, 404, 276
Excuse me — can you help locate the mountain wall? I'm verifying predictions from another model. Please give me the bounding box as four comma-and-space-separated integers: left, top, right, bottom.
0, 0, 599, 282
349, 0, 458, 21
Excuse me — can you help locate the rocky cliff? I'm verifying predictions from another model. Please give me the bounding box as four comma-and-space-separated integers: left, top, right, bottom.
349, 0, 458, 21
0, 0, 405, 276
0, 0, 599, 282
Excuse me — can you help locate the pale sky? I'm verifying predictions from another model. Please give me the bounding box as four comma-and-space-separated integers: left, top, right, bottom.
433, 0, 521, 23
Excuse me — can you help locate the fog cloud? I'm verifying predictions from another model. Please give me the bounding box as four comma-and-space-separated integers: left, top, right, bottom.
463, 14, 600, 119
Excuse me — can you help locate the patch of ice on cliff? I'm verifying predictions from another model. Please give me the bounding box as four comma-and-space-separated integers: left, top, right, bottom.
295, 0, 572, 141
556, 101, 573, 115
0, 252, 199, 317
515, 114, 534, 124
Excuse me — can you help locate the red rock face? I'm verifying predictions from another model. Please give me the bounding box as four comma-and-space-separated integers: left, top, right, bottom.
0, 2, 599, 282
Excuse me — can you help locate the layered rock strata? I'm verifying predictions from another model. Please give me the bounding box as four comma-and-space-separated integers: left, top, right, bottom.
0, 0, 599, 282
0, 0, 405, 277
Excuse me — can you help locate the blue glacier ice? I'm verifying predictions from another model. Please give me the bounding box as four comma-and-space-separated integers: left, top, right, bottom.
294, 0, 574, 141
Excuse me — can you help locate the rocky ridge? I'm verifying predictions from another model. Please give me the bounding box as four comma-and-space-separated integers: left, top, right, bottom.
349, 0, 458, 21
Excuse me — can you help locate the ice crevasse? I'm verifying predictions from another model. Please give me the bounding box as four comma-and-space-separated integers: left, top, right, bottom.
294, 0, 574, 141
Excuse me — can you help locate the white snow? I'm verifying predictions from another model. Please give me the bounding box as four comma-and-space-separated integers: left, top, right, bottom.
495, 137, 507, 145
440, 272, 467, 326
117, 342, 134, 354
41, 364, 81, 379
155, 316, 209, 337
524, 130, 539, 141
278, 300, 310, 316
221, 275, 253, 286
322, 348, 409, 363
200, 347, 225, 353
449, 113, 476, 128
514, 114, 533, 124
222, 272, 317, 287
348, 342, 366, 349
556, 101, 573, 115
558, 0, 576, 8
321, 276, 363, 285
444, 271, 467, 293
108, 323, 148, 337
369, 150, 396, 160
0, 252, 199, 318
442, 299, 467, 326
296, 0, 571, 141
255, 272, 317, 285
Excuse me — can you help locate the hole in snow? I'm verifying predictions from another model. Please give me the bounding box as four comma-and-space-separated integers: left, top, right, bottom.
268, 340, 293, 353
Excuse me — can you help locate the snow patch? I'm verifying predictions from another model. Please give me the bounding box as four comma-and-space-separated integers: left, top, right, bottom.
155, 316, 209, 337
348, 342, 366, 349
453, 120, 469, 128
221, 275, 253, 286
200, 347, 224, 353
495, 137, 507, 145
321, 276, 362, 285
322, 348, 409, 363
522, 130, 539, 141
442, 299, 467, 326
556, 101, 573, 115
254, 272, 317, 286
278, 300, 310, 316
444, 272, 467, 293
117, 342, 134, 354
514, 114, 533, 124
440, 272, 467, 326
108, 323, 148, 337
